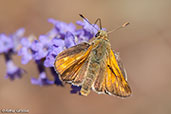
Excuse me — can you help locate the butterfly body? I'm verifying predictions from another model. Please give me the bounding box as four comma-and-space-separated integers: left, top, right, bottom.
80, 31, 111, 96
54, 30, 131, 97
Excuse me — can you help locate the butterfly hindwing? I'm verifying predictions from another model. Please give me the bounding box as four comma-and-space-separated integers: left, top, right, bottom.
73, 59, 89, 85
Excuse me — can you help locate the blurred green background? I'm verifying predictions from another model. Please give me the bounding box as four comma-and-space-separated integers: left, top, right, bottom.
0, 0, 171, 114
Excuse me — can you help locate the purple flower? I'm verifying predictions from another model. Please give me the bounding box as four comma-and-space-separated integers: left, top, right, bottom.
76, 19, 98, 38
18, 37, 33, 64
49, 18, 76, 36
44, 45, 63, 67
0, 34, 13, 53
44, 37, 65, 67
20, 37, 32, 47
11, 28, 25, 52
31, 35, 50, 60
0, 28, 25, 54
0, 17, 102, 95
70, 85, 81, 95
51, 37, 65, 47
4, 58, 24, 80
18, 47, 32, 64
31, 72, 54, 86
75, 30, 90, 43
47, 28, 58, 38
31, 40, 46, 60
65, 32, 76, 48
31, 60, 54, 86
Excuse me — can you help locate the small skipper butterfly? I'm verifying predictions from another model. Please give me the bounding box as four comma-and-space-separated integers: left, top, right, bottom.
54, 14, 131, 97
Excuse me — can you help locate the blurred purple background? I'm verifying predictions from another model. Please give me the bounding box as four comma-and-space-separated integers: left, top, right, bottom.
0, 0, 171, 114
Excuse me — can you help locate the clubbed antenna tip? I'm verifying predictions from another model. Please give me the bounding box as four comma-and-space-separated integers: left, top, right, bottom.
122, 22, 130, 28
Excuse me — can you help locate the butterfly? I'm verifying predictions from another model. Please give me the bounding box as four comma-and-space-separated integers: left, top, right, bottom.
54, 14, 131, 97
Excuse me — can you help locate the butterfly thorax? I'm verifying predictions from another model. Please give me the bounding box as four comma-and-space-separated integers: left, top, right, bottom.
91, 38, 110, 60
90, 30, 111, 59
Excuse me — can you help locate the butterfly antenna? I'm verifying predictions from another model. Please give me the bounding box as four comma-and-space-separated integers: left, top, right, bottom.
79, 14, 99, 31
93, 18, 102, 30
107, 22, 130, 34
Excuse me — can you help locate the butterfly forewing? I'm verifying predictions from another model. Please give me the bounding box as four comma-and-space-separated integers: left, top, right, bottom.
105, 50, 131, 97
92, 48, 131, 97
54, 42, 93, 84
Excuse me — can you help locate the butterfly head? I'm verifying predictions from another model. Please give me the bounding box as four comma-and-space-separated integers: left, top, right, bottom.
95, 30, 108, 38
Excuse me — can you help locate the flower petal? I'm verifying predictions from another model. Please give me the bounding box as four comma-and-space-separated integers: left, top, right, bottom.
31, 72, 54, 86
5, 60, 24, 80
64, 32, 76, 48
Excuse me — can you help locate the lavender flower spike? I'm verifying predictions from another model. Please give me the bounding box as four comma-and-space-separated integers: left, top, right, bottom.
0, 17, 103, 95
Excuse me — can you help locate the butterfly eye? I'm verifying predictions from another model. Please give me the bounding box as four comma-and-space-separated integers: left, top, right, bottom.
95, 32, 100, 37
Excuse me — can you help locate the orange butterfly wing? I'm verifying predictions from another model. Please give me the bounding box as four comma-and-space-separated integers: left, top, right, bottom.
105, 50, 131, 97
54, 42, 92, 85
93, 49, 131, 97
